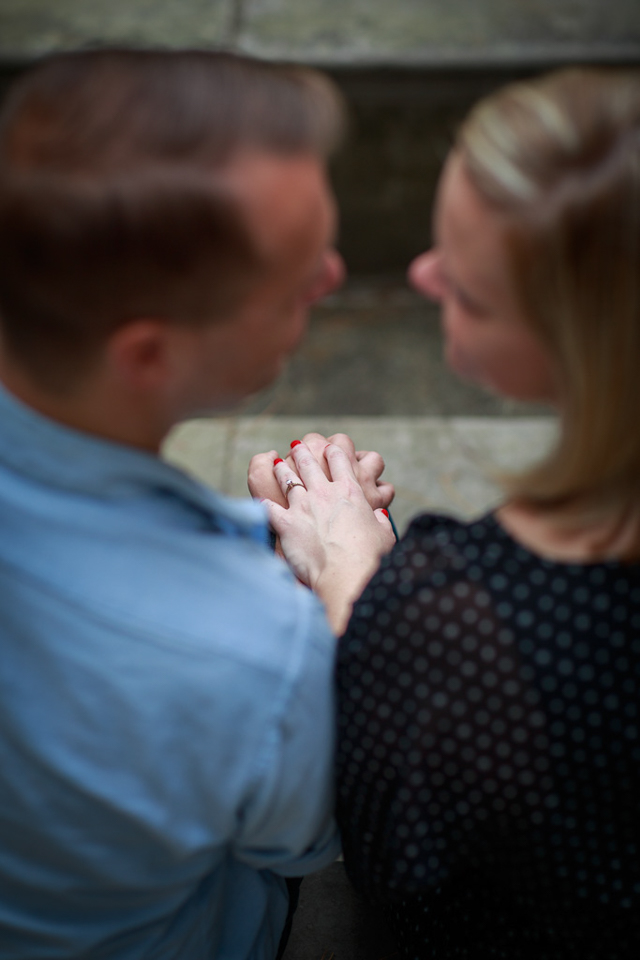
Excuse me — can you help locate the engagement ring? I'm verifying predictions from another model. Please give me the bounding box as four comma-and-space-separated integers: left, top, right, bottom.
284, 479, 305, 496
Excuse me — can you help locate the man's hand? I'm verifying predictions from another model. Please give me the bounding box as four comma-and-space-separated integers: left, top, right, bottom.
248, 431, 394, 512
264, 441, 396, 633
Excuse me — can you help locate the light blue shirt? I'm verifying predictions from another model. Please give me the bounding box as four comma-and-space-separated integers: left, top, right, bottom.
0, 383, 340, 959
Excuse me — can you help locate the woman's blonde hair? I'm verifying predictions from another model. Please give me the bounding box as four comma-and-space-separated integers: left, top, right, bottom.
456, 67, 640, 530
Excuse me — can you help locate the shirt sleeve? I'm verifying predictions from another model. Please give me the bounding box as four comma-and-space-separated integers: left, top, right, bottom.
233, 591, 341, 876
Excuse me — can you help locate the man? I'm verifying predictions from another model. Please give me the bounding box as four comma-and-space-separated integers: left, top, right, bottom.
0, 49, 387, 959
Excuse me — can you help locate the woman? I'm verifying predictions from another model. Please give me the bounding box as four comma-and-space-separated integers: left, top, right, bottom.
253, 66, 640, 958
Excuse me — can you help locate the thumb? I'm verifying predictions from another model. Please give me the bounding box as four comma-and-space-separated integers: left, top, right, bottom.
261, 499, 289, 535
375, 508, 397, 537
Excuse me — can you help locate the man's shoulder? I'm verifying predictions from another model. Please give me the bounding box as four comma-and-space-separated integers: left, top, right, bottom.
1, 476, 336, 787
0, 464, 333, 687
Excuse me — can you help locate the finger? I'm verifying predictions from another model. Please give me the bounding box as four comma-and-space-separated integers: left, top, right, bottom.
322, 442, 360, 482
327, 433, 358, 466
300, 433, 332, 480
375, 508, 397, 550
354, 450, 391, 510
301, 432, 330, 459
281, 435, 333, 480
354, 450, 385, 501
248, 451, 287, 508
375, 481, 395, 509
355, 449, 385, 481
288, 441, 332, 489
273, 458, 308, 501
261, 499, 289, 536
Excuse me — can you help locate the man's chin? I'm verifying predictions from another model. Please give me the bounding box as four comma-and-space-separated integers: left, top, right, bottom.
189, 378, 284, 419
446, 348, 476, 387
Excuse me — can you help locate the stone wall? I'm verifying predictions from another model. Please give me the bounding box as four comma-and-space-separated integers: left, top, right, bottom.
1, 0, 638, 271
1, 0, 638, 65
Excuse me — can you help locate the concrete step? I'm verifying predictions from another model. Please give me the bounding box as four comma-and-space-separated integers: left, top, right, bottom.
163, 414, 555, 537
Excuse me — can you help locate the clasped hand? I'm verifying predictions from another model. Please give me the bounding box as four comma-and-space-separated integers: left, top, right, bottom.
248, 433, 396, 633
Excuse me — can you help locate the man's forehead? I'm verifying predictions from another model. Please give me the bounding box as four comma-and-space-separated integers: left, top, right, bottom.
222, 151, 334, 257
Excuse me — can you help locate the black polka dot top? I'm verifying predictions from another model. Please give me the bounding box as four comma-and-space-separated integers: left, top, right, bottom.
336, 512, 640, 960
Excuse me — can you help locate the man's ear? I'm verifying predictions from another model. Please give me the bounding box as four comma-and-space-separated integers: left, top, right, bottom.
105, 319, 180, 392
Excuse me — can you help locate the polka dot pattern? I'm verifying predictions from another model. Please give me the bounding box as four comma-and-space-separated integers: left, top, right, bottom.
336, 512, 640, 959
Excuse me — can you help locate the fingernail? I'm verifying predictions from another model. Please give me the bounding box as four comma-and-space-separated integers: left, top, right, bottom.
273, 458, 284, 465
382, 509, 389, 518
290, 440, 301, 448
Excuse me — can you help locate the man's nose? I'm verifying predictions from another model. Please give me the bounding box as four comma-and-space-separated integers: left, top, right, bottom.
408, 250, 445, 302
307, 249, 346, 304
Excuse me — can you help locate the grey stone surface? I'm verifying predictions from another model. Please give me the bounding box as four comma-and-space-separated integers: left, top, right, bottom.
0, 0, 234, 59
162, 417, 231, 490
162, 415, 557, 536
1, 0, 637, 64
238, 0, 640, 65
237, 279, 552, 417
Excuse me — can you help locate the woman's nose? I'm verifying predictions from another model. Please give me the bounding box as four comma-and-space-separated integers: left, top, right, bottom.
408, 250, 445, 302
306, 249, 346, 305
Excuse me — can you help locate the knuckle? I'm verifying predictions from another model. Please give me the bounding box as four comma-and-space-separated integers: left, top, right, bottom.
369, 452, 385, 473
295, 452, 315, 469
302, 432, 326, 446
248, 454, 265, 471
325, 444, 344, 463
328, 432, 355, 452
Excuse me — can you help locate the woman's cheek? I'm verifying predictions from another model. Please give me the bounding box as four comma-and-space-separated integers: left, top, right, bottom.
441, 310, 474, 382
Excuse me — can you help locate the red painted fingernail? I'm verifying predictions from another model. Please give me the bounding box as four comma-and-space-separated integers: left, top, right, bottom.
382, 509, 389, 518
290, 440, 301, 448
273, 458, 284, 465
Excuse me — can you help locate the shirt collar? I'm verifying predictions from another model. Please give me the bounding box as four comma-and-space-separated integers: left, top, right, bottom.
0, 379, 267, 543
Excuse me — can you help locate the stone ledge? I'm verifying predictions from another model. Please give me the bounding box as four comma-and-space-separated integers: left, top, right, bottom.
238, 0, 639, 67
162, 415, 557, 537
0, 0, 234, 61
0, 0, 638, 67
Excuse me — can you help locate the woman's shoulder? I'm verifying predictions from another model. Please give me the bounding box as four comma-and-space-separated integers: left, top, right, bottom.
402, 510, 495, 543
390, 509, 505, 571
355, 507, 640, 623
346, 511, 505, 633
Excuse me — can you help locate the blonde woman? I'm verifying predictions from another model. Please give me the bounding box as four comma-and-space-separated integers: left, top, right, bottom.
253, 66, 640, 957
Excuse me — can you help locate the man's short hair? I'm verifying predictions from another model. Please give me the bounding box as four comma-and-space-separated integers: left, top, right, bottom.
0, 49, 345, 390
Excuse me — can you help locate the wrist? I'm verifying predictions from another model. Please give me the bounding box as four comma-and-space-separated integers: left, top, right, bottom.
314, 554, 380, 634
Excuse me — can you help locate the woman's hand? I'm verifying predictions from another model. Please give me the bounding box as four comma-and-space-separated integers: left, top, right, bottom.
263, 440, 396, 633
248, 432, 395, 512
